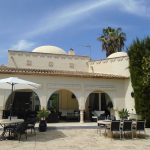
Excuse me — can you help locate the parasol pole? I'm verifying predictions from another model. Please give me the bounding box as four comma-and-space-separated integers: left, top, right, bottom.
9, 83, 14, 120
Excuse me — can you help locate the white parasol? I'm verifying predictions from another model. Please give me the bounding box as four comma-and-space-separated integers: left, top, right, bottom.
0, 77, 40, 120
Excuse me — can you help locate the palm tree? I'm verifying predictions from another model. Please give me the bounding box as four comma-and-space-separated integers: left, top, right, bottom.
97, 27, 126, 57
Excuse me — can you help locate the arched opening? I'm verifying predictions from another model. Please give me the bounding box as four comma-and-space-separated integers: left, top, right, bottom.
3, 89, 41, 119
85, 91, 113, 122
47, 89, 79, 122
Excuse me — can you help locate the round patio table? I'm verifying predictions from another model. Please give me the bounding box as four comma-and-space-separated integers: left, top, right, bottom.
0, 119, 24, 125
0, 119, 24, 140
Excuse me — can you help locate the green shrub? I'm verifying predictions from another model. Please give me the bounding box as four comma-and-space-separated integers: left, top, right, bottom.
118, 108, 129, 119
37, 108, 50, 121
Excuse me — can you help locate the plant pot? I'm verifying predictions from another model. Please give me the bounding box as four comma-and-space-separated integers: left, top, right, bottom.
120, 117, 128, 121
39, 120, 47, 132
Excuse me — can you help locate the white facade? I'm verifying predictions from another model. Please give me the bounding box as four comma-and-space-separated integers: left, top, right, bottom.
8, 50, 90, 72
0, 46, 135, 122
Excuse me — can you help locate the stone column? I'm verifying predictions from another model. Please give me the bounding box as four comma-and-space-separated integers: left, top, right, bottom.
77, 83, 86, 123
80, 110, 84, 123
0, 110, 3, 119
0, 106, 3, 119
38, 94, 47, 110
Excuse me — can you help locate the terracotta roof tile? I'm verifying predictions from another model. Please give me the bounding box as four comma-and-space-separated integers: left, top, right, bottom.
0, 66, 128, 79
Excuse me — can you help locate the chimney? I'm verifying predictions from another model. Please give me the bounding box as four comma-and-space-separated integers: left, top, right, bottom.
68, 48, 75, 55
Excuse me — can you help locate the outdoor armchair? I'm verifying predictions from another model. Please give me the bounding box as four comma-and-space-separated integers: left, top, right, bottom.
26, 117, 36, 134
2, 124, 18, 140
122, 120, 133, 139
135, 120, 146, 138
109, 120, 122, 139
97, 114, 107, 135
92, 111, 105, 121
98, 113, 106, 120
12, 122, 28, 141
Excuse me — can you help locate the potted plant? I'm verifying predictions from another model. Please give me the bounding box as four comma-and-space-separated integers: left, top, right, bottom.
47, 106, 59, 123
118, 108, 129, 120
37, 108, 50, 132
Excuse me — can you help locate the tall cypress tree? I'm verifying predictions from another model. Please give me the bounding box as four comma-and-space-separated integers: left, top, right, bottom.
128, 37, 150, 127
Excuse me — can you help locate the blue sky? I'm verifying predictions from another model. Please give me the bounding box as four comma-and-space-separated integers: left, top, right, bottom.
0, 0, 150, 64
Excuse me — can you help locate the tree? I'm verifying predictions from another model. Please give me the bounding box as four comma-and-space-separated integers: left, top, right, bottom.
97, 27, 126, 57
128, 37, 150, 127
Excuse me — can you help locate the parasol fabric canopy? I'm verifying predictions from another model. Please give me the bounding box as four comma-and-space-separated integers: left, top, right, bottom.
0, 77, 40, 90
0, 77, 40, 120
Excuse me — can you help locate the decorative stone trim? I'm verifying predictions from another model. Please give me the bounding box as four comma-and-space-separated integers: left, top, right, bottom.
18, 53, 23, 56
89, 56, 129, 65
96, 62, 101, 64
102, 60, 108, 63
40, 55, 45, 58
8, 50, 90, 61
47, 83, 81, 90
85, 84, 115, 91
25, 54, 31, 57
110, 59, 116, 63
117, 58, 123, 61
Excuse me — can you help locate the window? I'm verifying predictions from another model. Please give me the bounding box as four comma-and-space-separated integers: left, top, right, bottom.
69, 63, 74, 69
89, 93, 107, 111
49, 62, 53, 67
27, 60, 32, 66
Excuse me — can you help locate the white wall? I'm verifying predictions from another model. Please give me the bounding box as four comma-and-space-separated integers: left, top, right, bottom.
0, 74, 129, 111
89, 56, 129, 77
0, 51, 135, 120
8, 51, 90, 72
124, 79, 135, 114
8, 51, 130, 78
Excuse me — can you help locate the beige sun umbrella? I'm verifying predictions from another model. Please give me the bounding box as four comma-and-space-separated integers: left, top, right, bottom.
0, 77, 40, 120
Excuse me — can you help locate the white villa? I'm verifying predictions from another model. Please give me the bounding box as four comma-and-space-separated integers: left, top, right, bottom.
0, 45, 135, 123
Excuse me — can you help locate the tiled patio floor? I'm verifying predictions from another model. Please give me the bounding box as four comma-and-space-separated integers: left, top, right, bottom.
0, 122, 150, 150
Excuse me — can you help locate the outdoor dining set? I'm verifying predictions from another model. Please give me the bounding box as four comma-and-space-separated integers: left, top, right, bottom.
0, 77, 39, 141
97, 119, 146, 139
0, 117, 36, 141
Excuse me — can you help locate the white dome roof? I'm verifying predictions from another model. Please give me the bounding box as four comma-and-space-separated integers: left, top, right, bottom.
107, 52, 128, 58
32, 45, 67, 55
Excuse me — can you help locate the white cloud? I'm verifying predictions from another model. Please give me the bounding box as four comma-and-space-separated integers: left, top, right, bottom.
11, 40, 36, 50
119, 0, 150, 17
19, 0, 149, 39
26, 0, 114, 37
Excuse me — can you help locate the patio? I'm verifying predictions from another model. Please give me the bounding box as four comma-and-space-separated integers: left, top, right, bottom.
0, 122, 150, 150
